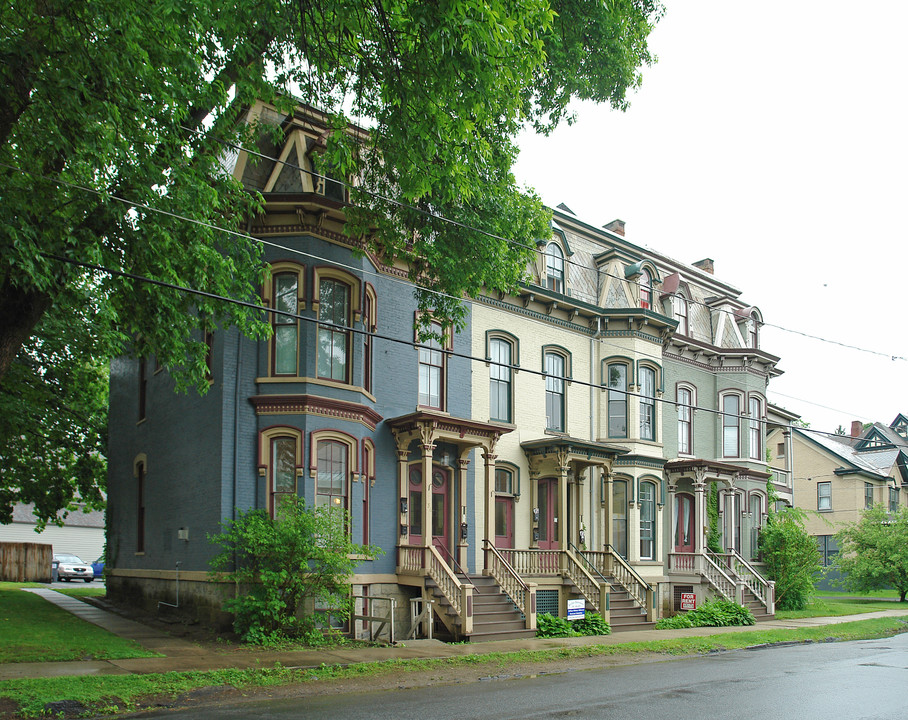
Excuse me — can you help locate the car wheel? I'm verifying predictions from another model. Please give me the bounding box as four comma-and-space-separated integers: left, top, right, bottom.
63, 578, 70, 582
84, 578, 92, 583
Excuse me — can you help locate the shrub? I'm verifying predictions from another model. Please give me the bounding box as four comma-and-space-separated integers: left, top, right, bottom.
655, 598, 755, 629
209, 496, 381, 643
571, 612, 611, 636
536, 613, 577, 638
535, 611, 611, 638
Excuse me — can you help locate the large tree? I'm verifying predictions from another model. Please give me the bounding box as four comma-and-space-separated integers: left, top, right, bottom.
0, 0, 663, 522
836, 505, 908, 602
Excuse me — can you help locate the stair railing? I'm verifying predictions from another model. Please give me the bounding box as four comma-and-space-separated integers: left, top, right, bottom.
708, 550, 774, 615
561, 547, 608, 615
482, 540, 536, 630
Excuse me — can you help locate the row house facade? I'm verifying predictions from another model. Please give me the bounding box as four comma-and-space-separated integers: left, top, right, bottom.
106, 100, 791, 641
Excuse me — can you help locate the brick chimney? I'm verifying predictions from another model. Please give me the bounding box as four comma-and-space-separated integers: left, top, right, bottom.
604, 219, 625, 236
693, 258, 714, 275
851, 420, 863, 438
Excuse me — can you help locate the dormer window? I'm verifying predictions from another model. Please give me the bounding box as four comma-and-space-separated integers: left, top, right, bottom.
545, 243, 564, 293
640, 269, 652, 310
674, 294, 688, 335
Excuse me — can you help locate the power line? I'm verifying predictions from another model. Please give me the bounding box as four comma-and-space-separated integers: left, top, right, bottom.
177, 123, 908, 364
9, 159, 901, 430
40, 250, 867, 444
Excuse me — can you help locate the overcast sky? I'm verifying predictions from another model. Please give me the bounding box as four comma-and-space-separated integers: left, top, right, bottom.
513, 1, 908, 434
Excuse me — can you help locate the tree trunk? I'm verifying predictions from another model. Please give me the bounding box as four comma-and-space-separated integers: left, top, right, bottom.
0, 277, 52, 383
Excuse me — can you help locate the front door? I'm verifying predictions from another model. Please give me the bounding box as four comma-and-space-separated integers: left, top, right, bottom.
495, 496, 514, 548
431, 468, 450, 557
408, 466, 450, 558
674, 493, 695, 553
537, 478, 559, 550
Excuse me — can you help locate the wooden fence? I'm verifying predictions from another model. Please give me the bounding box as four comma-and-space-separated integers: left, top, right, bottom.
0, 542, 52, 582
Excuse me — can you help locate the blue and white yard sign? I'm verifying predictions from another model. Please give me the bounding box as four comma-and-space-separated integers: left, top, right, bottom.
566, 598, 586, 621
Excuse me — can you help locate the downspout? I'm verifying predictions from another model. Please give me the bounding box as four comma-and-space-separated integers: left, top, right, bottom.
233, 332, 243, 520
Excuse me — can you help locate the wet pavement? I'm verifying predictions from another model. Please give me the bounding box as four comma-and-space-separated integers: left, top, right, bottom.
3, 588, 907, 682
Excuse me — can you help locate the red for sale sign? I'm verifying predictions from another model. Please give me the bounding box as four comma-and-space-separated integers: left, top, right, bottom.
680, 592, 696, 611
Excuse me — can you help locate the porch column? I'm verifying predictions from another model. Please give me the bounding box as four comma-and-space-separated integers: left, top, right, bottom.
557, 450, 569, 548
693, 480, 706, 553
602, 470, 613, 549
419, 424, 435, 550
394, 436, 409, 546
481, 447, 498, 569
458, 454, 470, 570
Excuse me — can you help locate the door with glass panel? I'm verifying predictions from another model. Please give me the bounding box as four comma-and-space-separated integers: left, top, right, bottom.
537, 478, 559, 550
674, 493, 695, 553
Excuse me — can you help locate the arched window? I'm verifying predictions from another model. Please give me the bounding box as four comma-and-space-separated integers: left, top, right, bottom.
317, 278, 351, 382
363, 285, 377, 393
749, 395, 764, 460
606, 363, 628, 438
264, 263, 305, 377
722, 392, 742, 458
258, 427, 303, 518
489, 337, 513, 423
545, 351, 566, 432
639, 481, 657, 559
545, 243, 564, 293
674, 294, 689, 335
677, 385, 694, 455
640, 269, 652, 309
639, 366, 656, 441
316, 439, 348, 510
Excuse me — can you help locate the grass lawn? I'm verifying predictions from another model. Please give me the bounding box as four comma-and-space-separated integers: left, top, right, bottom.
54, 586, 107, 599
1, 616, 907, 718
0, 583, 157, 663
775, 595, 908, 620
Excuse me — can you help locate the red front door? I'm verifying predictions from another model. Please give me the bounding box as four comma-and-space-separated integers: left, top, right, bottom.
495, 496, 514, 548
537, 478, 559, 550
674, 493, 695, 553
408, 466, 450, 557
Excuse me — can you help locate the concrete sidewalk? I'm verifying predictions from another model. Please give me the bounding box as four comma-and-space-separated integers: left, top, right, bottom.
3, 589, 906, 682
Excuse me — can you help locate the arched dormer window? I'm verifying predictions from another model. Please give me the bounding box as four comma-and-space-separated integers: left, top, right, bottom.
640, 269, 652, 310
674, 294, 689, 335
545, 242, 565, 293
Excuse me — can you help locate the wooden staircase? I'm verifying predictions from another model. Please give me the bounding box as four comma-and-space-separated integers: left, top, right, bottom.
467, 575, 537, 642
424, 574, 536, 642
606, 579, 656, 632
743, 587, 774, 621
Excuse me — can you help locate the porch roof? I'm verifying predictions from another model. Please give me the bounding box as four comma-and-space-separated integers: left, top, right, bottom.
664, 458, 771, 482
520, 436, 629, 462
385, 410, 514, 448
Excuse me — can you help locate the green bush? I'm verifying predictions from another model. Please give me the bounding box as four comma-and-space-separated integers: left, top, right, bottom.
536, 613, 577, 638
535, 611, 611, 638
209, 496, 381, 643
655, 598, 755, 629
571, 612, 611, 636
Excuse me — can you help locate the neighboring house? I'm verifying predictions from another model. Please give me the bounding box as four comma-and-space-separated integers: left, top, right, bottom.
0, 503, 105, 564
106, 99, 789, 639
767, 417, 908, 589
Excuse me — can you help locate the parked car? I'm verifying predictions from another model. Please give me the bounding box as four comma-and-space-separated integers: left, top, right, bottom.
52, 554, 94, 583
91, 556, 105, 579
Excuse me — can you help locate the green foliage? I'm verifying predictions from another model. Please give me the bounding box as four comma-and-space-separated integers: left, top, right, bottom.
0, 0, 662, 520
535, 612, 578, 638
836, 505, 908, 602
655, 598, 755, 629
706, 483, 722, 554
758, 482, 821, 610
209, 496, 381, 642
535, 611, 610, 638
570, 612, 611, 636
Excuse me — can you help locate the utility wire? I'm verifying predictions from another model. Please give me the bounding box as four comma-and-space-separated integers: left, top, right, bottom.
41, 250, 872, 445
177, 123, 908, 364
